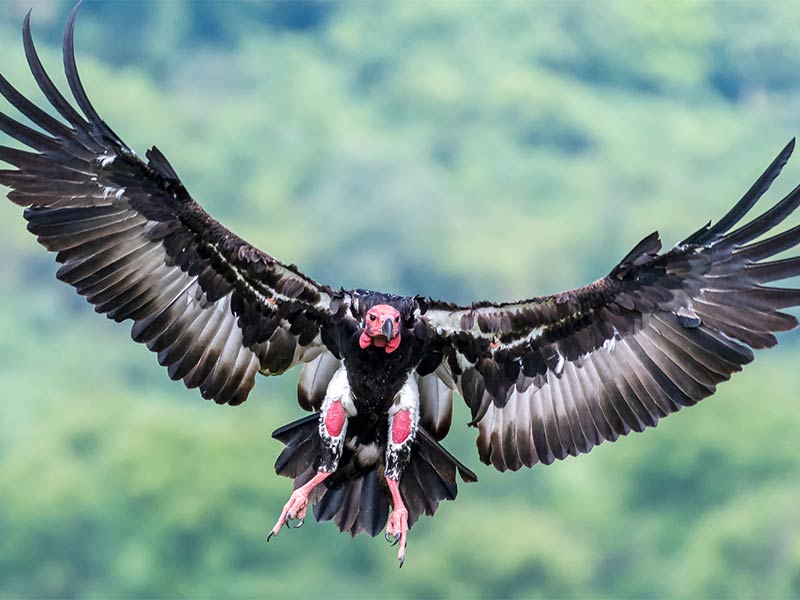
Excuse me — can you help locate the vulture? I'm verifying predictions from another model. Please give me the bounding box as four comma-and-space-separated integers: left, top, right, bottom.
3, 5, 800, 568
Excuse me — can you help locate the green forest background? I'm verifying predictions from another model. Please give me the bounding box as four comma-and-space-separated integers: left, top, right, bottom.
1, 1, 800, 598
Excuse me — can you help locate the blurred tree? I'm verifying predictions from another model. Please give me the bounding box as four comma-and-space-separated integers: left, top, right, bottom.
0, 1, 799, 598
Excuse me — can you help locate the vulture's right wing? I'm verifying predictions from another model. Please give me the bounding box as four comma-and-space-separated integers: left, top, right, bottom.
0, 8, 345, 406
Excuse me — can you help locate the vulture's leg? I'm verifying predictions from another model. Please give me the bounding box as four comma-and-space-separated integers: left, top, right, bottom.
268, 367, 354, 541
384, 377, 420, 567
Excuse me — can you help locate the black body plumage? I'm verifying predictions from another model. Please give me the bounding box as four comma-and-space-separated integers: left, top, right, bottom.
341, 298, 427, 414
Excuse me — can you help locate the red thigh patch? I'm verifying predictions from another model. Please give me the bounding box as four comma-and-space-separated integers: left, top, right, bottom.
325, 400, 346, 437
391, 409, 412, 444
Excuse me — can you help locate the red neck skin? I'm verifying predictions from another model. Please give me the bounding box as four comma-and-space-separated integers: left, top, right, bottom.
359, 330, 401, 353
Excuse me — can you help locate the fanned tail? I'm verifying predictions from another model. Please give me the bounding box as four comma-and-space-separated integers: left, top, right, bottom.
272, 414, 477, 537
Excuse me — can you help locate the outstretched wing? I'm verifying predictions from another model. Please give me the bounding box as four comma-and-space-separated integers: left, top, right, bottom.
0, 8, 339, 406
422, 140, 800, 471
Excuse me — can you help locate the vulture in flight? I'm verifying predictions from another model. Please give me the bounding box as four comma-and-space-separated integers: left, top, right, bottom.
3, 5, 800, 568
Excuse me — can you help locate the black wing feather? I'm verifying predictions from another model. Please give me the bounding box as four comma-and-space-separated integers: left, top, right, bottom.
62, 3, 127, 150
23, 11, 91, 135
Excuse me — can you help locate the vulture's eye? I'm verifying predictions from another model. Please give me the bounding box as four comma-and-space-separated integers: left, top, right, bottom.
394, 316, 400, 323
369, 314, 376, 321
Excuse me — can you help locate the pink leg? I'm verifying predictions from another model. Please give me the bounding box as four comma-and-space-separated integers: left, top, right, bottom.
385, 407, 413, 567
268, 398, 348, 541
267, 472, 331, 541
267, 400, 347, 541
385, 477, 409, 567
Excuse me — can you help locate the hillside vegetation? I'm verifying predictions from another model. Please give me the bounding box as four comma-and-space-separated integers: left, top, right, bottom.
1, 1, 799, 598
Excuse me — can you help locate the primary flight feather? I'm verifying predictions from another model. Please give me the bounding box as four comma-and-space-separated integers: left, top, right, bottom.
3, 5, 800, 567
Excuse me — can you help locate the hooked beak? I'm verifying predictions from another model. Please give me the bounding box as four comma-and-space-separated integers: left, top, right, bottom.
382, 318, 394, 339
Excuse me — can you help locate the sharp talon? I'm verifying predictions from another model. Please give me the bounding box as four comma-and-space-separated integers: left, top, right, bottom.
399, 556, 405, 569
391, 535, 400, 547
385, 530, 394, 543
267, 531, 275, 542
270, 476, 328, 544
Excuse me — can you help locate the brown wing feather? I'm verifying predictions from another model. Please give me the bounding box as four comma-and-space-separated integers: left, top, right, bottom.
0, 7, 337, 406
423, 140, 800, 470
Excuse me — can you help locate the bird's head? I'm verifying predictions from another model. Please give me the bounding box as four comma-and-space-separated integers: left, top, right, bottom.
359, 304, 402, 353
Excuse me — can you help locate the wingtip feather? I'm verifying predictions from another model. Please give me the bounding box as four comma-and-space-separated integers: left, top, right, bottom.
686, 139, 797, 245
62, 0, 127, 149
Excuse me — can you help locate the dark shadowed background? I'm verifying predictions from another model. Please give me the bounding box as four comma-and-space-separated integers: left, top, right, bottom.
1, 1, 799, 598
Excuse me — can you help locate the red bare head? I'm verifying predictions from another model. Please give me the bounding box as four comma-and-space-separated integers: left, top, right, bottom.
359, 304, 402, 354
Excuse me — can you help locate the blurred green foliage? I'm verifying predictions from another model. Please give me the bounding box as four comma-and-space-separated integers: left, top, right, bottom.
1, 1, 799, 598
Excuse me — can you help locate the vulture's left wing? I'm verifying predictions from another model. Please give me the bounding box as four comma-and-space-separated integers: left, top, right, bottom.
0, 8, 340, 406
422, 140, 800, 471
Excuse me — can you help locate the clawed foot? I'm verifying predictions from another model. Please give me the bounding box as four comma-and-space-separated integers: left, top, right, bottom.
267, 488, 309, 542
267, 472, 331, 542
385, 506, 409, 568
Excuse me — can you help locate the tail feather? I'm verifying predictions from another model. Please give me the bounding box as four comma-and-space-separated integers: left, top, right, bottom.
274, 435, 318, 478
400, 428, 477, 527
272, 412, 318, 440
272, 414, 477, 537
353, 469, 387, 536
272, 413, 320, 477
417, 427, 478, 483
315, 482, 345, 522
397, 465, 428, 526
335, 476, 365, 534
